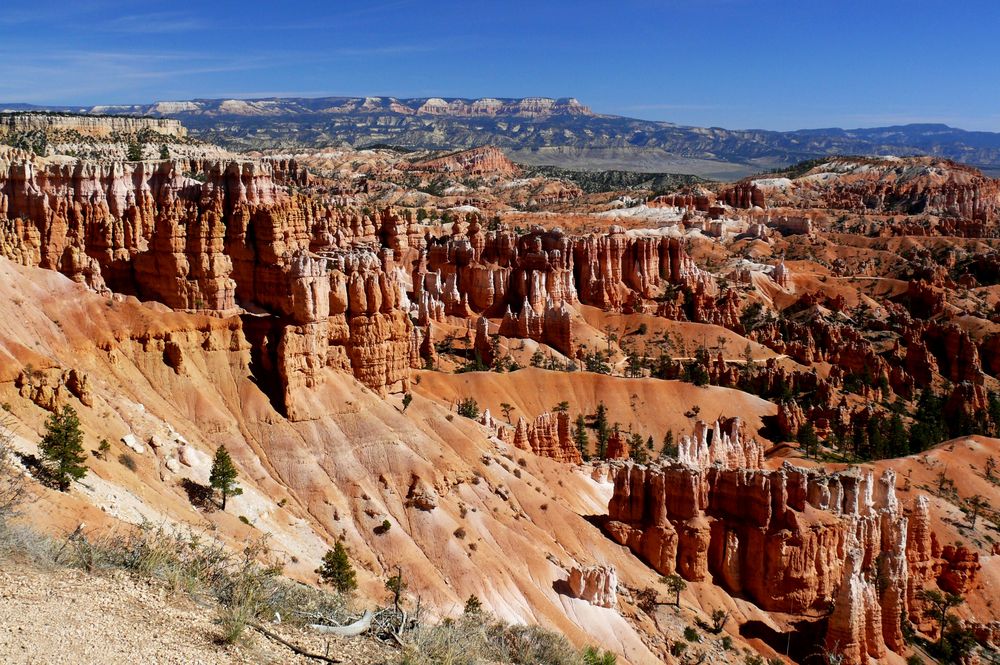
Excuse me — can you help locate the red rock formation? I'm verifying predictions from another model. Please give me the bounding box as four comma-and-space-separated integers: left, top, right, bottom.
605, 430, 629, 460
905, 496, 937, 633
15, 367, 93, 410
719, 157, 1000, 228
648, 190, 715, 212
406, 146, 521, 178
498, 299, 574, 357
607, 458, 917, 665
922, 322, 983, 385
825, 548, 885, 663
0, 156, 418, 414
771, 259, 792, 289
776, 400, 806, 440
573, 230, 716, 311
511, 411, 582, 464
473, 316, 494, 366
676, 417, 765, 469
937, 544, 982, 595
566, 565, 618, 608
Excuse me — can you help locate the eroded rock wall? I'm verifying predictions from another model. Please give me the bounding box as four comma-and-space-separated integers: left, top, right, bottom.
605, 428, 920, 665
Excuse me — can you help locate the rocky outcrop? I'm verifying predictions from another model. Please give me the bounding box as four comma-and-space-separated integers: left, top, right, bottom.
771, 259, 792, 289
776, 400, 806, 440
825, 548, 885, 663
905, 496, 937, 632
405, 476, 439, 511
606, 451, 923, 665
572, 229, 716, 311
565, 565, 617, 608
937, 543, 982, 595
499, 299, 574, 357
605, 430, 629, 460
406, 146, 520, 178
676, 417, 764, 469
0, 156, 419, 414
511, 411, 582, 464
0, 113, 187, 138
720, 157, 1000, 227
15, 367, 93, 411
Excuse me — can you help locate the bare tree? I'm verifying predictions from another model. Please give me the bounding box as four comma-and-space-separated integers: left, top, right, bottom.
966, 494, 988, 527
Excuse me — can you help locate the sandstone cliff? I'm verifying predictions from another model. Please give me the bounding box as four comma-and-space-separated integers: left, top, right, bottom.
606, 431, 919, 665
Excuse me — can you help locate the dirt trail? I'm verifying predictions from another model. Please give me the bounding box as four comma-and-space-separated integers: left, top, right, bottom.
0, 563, 392, 665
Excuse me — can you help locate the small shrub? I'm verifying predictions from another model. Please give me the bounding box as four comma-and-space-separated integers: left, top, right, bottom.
584, 646, 617, 664
635, 587, 658, 613
315, 540, 357, 593
463, 594, 482, 615
721, 635, 733, 650
671, 640, 687, 657
453, 527, 467, 539
457, 398, 479, 419
398, 613, 576, 665
217, 585, 255, 644
238, 515, 250, 525
375, 519, 392, 535
710, 608, 729, 633
0, 418, 26, 522
683, 625, 700, 642
118, 452, 138, 472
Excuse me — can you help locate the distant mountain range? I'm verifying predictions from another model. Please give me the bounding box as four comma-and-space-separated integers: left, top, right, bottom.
6, 96, 1000, 179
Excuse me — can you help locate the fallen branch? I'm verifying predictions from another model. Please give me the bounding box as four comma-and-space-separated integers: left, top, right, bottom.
308, 609, 375, 637
249, 622, 342, 664
390, 607, 408, 648
53, 523, 86, 564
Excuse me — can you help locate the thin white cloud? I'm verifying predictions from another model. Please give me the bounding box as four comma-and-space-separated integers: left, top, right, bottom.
0, 49, 279, 103
99, 12, 206, 34
619, 103, 725, 112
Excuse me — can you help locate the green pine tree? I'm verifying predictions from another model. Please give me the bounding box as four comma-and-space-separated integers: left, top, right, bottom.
663, 573, 687, 607
886, 412, 909, 457
126, 141, 143, 161
594, 402, 610, 458
628, 433, 648, 463
573, 414, 589, 459
39, 405, 88, 492
797, 421, 820, 459
463, 594, 483, 615
209, 445, 243, 510
661, 430, 676, 458
316, 539, 357, 593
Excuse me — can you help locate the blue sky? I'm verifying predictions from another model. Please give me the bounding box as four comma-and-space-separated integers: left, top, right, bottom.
2, 0, 998, 131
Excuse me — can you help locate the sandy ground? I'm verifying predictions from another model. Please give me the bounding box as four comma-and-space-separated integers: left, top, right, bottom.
0, 563, 394, 665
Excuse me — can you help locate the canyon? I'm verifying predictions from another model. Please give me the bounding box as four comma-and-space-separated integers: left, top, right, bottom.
0, 116, 998, 665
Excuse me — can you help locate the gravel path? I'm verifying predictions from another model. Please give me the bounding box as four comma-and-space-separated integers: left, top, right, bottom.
0, 564, 394, 664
